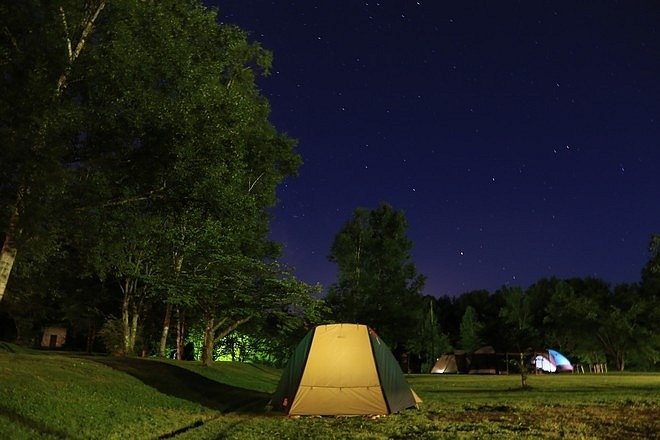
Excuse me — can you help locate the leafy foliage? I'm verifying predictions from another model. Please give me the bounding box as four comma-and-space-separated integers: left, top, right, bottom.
458, 306, 484, 352
326, 203, 426, 348
0, 0, 316, 361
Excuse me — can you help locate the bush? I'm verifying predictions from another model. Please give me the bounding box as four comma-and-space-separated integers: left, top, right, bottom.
97, 316, 125, 355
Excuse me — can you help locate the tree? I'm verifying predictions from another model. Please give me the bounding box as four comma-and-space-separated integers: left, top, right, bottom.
637, 234, 660, 369
498, 286, 535, 388
185, 259, 321, 366
407, 296, 453, 373
525, 277, 563, 348
543, 279, 601, 362
93, 214, 161, 356
457, 289, 505, 350
326, 203, 426, 349
498, 286, 536, 351
0, 1, 107, 302
641, 234, 660, 295
458, 305, 483, 352
434, 295, 461, 347
76, 0, 302, 360
2, 0, 311, 360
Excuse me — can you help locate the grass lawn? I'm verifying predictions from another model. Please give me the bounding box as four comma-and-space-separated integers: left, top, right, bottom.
1, 343, 658, 439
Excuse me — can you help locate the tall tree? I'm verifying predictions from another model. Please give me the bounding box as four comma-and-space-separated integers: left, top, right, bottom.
543, 279, 599, 358
498, 286, 536, 352
326, 203, 426, 348
525, 277, 563, 347
3, 0, 309, 358
407, 297, 453, 372
78, 0, 302, 358
0, 1, 106, 302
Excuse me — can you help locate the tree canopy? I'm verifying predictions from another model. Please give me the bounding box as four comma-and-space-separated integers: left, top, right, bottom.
0, 0, 321, 363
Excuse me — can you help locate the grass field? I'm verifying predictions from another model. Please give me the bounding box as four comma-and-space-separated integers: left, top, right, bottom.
1, 343, 658, 439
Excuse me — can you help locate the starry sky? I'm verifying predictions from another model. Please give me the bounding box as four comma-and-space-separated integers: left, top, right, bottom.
206, 1, 660, 297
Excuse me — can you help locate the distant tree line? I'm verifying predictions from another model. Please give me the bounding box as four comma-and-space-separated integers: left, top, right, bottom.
324, 204, 660, 373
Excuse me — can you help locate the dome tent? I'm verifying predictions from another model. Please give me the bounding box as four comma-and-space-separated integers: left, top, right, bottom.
271, 323, 421, 416
430, 354, 459, 374
548, 349, 573, 372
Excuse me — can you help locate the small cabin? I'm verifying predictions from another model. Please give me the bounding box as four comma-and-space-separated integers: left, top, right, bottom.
41, 327, 67, 349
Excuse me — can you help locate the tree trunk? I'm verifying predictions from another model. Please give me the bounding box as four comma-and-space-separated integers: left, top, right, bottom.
617, 352, 625, 371
121, 286, 131, 355
129, 303, 139, 354
120, 277, 140, 356
201, 316, 215, 367
86, 325, 96, 354
158, 303, 172, 357
0, 238, 18, 303
165, 253, 184, 359
0, 208, 19, 303
176, 308, 186, 361
519, 352, 528, 388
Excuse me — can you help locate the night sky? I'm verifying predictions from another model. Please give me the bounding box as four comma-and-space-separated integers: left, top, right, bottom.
206, 1, 660, 297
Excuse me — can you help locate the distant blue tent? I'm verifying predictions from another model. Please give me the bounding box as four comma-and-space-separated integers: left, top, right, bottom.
548, 349, 573, 372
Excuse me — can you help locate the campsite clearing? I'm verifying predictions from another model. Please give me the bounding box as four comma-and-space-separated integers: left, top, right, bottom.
0, 345, 658, 439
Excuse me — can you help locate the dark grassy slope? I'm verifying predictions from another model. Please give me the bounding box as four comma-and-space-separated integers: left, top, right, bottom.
87, 356, 272, 413
0, 344, 279, 439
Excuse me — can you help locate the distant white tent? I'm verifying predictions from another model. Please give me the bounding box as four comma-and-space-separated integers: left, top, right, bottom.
533, 354, 556, 373
430, 354, 458, 374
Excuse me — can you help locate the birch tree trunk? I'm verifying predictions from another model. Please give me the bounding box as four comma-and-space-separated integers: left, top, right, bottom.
175, 309, 186, 361
0, 1, 106, 303
0, 207, 19, 302
120, 277, 142, 356
158, 303, 172, 357
129, 301, 139, 353
121, 279, 133, 355
158, 253, 184, 357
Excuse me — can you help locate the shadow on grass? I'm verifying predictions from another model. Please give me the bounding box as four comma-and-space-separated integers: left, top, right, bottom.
0, 403, 74, 440
0, 342, 16, 353
82, 356, 272, 414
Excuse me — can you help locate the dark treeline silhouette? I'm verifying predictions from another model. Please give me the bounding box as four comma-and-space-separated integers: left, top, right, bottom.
418, 270, 659, 373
